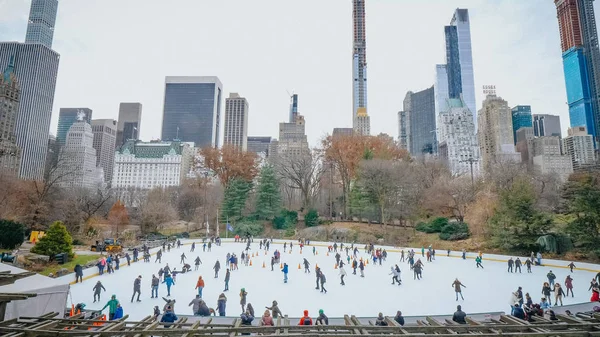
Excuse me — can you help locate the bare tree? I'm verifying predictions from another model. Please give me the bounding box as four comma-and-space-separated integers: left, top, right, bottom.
138, 188, 178, 234
275, 149, 325, 209
423, 175, 475, 223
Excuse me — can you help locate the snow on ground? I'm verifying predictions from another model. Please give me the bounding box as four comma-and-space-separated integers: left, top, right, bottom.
68, 240, 599, 321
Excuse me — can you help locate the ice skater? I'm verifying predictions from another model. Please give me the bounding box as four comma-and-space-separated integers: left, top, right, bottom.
224, 269, 230, 291
155, 250, 162, 263
303, 258, 310, 273
191, 242, 195, 252
151, 274, 159, 298
452, 278, 466, 301
390, 266, 401, 285
475, 255, 484, 268
339, 264, 347, 285
315, 267, 321, 289
319, 272, 327, 293
352, 259, 358, 275
547, 270, 557, 287
195, 276, 205, 297
131, 275, 142, 302
515, 258, 522, 273
180, 253, 187, 264
525, 258, 532, 273
93, 281, 106, 303
163, 274, 175, 297
568, 262, 576, 273
195, 256, 202, 271
240, 288, 248, 313
214, 260, 221, 278
282, 263, 289, 283
565, 275, 574, 297
542, 282, 552, 305
507, 258, 514, 273
359, 260, 365, 277
400, 250, 405, 262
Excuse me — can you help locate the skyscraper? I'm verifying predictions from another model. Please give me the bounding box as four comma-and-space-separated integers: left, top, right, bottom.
444, 9, 477, 129
57, 108, 92, 149
555, 0, 600, 142
161, 76, 222, 148
533, 114, 562, 137
352, 0, 370, 135
247, 136, 272, 156
91, 119, 117, 186
563, 126, 596, 170
511, 105, 533, 145
25, 0, 58, 49
116, 102, 142, 148
403, 86, 436, 156
224, 93, 249, 151
289, 94, 298, 123
0, 57, 21, 175
0, 0, 60, 180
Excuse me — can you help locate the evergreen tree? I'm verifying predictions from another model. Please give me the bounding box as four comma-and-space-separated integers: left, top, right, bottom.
488, 179, 553, 252
0, 220, 25, 249
31, 221, 74, 258
254, 165, 281, 220
222, 178, 253, 220
563, 172, 600, 250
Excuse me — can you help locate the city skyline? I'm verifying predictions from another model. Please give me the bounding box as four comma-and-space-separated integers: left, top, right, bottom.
0, 1, 594, 147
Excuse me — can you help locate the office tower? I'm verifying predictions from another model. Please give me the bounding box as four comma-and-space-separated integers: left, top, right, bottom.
278, 116, 309, 158
563, 126, 597, 170
57, 108, 92, 149
289, 94, 298, 123
532, 136, 573, 181
113, 140, 195, 189
333, 128, 354, 137
434, 65, 449, 117
53, 118, 104, 190
555, 0, 600, 141
116, 102, 142, 148
352, 0, 370, 135
437, 98, 480, 176
511, 105, 533, 145
25, 0, 58, 49
515, 127, 535, 169
477, 91, 521, 174
0, 43, 59, 180
247, 136, 272, 156
224, 93, 249, 151
443, 9, 477, 129
533, 114, 562, 137
91, 119, 117, 186
397, 111, 407, 150
162, 76, 222, 148
0, 57, 21, 175
403, 86, 436, 156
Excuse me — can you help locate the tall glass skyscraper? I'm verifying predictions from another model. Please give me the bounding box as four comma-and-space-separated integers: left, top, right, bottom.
403, 86, 436, 156
25, 0, 58, 49
352, 0, 370, 135
440, 9, 477, 131
555, 0, 600, 144
161, 76, 222, 148
511, 105, 533, 145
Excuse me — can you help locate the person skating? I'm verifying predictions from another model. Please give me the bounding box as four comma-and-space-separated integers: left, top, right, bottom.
74, 264, 83, 283
240, 288, 248, 313
516, 287, 524, 306
283, 242, 287, 251
298, 310, 312, 325
565, 275, 574, 297
335, 253, 341, 266
214, 260, 221, 278
133, 248, 139, 262
390, 266, 400, 285
182, 263, 192, 273
315, 267, 321, 289
554, 283, 566, 306
400, 250, 405, 262
163, 274, 175, 297
375, 312, 388, 326
475, 256, 484, 268
320, 271, 327, 293
131, 275, 142, 302
164, 263, 171, 275
125, 253, 131, 266
207, 242, 212, 252
359, 260, 365, 277
93, 281, 106, 303
452, 305, 467, 324
394, 311, 405, 326
151, 274, 159, 298
525, 258, 532, 273
194, 256, 202, 271
260, 310, 274, 326
189, 295, 203, 315
224, 269, 230, 291
352, 259, 358, 275
339, 264, 347, 285
195, 276, 205, 297
101, 295, 120, 320
180, 253, 187, 264
413, 260, 423, 280
316, 309, 329, 325
114, 255, 120, 270
452, 278, 466, 301
282, 263, 289, 283
515, 258, 522, 273
271, 257, 276, 271
568, 262, 576, 273
547, 270, 557, 287
507, 257, 514, 273
191, 242, 195, 252
155, 250, 162, 263
158, 267, 164, 282
266, 300, 283, 318
217, 293, 227, 316
542, 282, 552, 306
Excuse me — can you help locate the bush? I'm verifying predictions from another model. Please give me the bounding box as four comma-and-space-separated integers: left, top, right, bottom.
284, 228, 295, 238
0, 220, 25, 249
272, 209, 298, 230
233, 221, 264, 237
438, 222, 470, 241
72, 239, 85, 246
273, 216, 287, 230
416, 217, 449, 234
304, 209, 319, 227
31, 221, 74, 258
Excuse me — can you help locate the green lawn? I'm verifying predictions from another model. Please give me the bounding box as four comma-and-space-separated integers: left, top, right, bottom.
40, 254, 99, 276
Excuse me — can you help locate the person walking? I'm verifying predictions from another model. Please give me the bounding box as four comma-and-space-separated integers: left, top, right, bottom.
195, 276, 205, 297
452, 278, 466, 301
475, 256, 484, 269
554, 283, 566, 306
93, 281, 106, 303
151, 274, 159, 298
339, 265, 347, 285
282, 263, 289, 283
131, 275, 142, 302
214, 260, 221, 278
163, 274, 175, 297
217, 293, 227, 316
565, 275, 574, 297
224, 269, 230, 291
101, 295, 120, 320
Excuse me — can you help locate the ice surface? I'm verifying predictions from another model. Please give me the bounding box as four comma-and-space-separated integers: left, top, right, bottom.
67, 240, 599, 321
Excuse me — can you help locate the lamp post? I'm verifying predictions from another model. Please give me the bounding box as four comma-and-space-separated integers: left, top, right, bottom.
459, 156, 478, 188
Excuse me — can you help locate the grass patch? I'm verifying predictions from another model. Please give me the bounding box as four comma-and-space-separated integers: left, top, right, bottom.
39, 254, 99, 276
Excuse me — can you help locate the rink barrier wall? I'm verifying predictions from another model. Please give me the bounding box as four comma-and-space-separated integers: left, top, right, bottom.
67, 239, 600, 286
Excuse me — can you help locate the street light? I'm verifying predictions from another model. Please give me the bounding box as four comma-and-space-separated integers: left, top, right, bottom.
459, 156, 478, 187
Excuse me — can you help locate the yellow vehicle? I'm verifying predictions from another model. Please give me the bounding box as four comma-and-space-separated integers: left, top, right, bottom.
91, 238, 123, 253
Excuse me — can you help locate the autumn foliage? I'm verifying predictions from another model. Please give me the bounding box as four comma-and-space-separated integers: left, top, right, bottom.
199, 145, 259, 187
108, 200, 129, 236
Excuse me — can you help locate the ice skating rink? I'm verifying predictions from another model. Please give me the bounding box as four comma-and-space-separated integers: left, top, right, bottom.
70, 240, 600, 320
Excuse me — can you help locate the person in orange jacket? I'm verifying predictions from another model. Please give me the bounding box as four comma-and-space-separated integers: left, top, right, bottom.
298, 310, 313, 325
195, 276, 205, 298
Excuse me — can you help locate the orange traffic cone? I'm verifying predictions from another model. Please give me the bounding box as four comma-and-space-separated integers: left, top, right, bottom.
250, 260, 253, 266
262, 261, 266, 268
326, 252, 329, 256
289, 250, 292, 254
265, 251, 267, 256
280, 263, 283, 269
316, 250, 318, 255
298, 263, 301, 269
316, 263, 318, 269
334, 264, 338, 269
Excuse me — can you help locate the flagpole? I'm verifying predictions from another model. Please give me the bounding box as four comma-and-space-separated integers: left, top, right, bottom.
226, 215, 229, 239
216, 208, 220, 238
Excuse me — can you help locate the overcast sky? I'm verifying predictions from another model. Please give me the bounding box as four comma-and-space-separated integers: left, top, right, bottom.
0, 0, 594, 147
